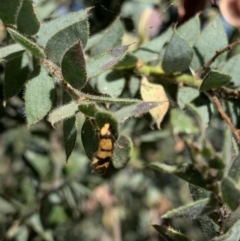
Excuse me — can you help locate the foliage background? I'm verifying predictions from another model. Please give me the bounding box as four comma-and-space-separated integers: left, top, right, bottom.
1, 0, 240, 241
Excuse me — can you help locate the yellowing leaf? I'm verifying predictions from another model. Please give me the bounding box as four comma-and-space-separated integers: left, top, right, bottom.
140, 76, 169, 129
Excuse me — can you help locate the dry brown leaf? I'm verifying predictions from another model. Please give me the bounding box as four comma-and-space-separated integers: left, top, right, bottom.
140, 76, 169, 129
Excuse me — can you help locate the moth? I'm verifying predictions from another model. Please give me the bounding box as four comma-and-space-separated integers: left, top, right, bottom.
91, 123, 115, 174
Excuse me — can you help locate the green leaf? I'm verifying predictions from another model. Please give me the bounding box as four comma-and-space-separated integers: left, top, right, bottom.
7, 27, 45, 58
114, 53, 138, 70
48, 205, 68, 224
63, 117, 77, 162
0, 44, 25, 63
177, 87, 213, 127
200, 69, 231, 91
162, 195, 217, 219
177, 14, 200, 47
87, 45, 130, 79
45, 16, 89, 66
61, 41, 87, 89
0, 0, 22, 24
177, 87, 200, 109
17, 0, 40, 35
48, 102, 79, 126
37, 8, 90, 48
191, 16, 228, 70
115, 101, 162, 124
152, 225, 195, 241
189, 184, 210, 201
212, 219, 240, 241
228, 154, 240, 182
129, 76, 140, 97
221, 54, 240, 87
85, 31, 104, 51
198, 216, 220, 240
112, 135, 132, 169
133, 28, 172, 63
222, 206, 240, 234
201, 143, 225, 170
91, 18, 124, 56
221, 177, 240, 210
148, 162, 208, 188
81, 119, 98, 160
170, 108, 199, 134
25, 66, 56, 128
162, 31, 193, 73
97, 70, 125, 97
4, 53, 29, 100
78, 102, 99, 118
231, 135, 240, 165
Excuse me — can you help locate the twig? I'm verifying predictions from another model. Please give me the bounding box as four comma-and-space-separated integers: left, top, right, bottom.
215, 87, 240, 99
197, 39, 240, 78
208, 90, 240, 142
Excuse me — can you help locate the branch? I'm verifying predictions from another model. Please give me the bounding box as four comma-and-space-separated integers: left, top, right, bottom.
208, 90, 240, 142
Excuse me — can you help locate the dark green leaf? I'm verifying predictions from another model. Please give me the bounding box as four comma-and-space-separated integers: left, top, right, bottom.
87, 45, 130, 78
112, 135, 132, 169
152, 225, 195, 241
78, 102, 99, 118
63, 117, 77, 162
81, 119, 98, 160
17, 0, 40, 35
198, 216, 220, 240
0, 0, 22, 24
189, 184, 210, 201
114, 53, 138, 70
4, 53, 29, 100
61, 41, 87, 89
45, 17, 89, 65
221, 177, 240, 210
25, 66, 56, 128
162, 31, 193, 73
148, 162, 208, 188
7, 27, 45, 58
228, 153, 240, 182
200, 70, 231, 92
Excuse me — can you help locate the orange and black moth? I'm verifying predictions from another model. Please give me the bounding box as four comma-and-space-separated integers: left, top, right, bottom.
91, 123, 115, 174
